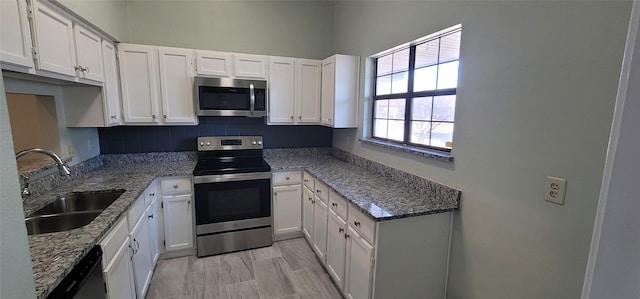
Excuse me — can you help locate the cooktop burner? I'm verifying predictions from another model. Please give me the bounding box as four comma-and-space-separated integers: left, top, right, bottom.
193, 136, 271, 176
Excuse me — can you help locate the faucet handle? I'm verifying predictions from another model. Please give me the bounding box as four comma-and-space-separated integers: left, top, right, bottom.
21, 176, 31, 197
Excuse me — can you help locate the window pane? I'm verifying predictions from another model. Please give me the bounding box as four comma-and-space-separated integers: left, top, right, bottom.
410, 121, 431, 145
430, 122, 454, 148
411, 97, 432, 121
391, 72, 408, 94
388, 98, 405, 119
374, 100, 389, 119
439, 31, 461, 63
373, 119, 388, 138
376, 75, 391, 95
414, 66, 437, 92
377, 54, 392, 76
415, 39, 439, 68
437, 61, 459, 90
392, 48, 410, 73
432, 95, 455, 121
388, 120, 405, 141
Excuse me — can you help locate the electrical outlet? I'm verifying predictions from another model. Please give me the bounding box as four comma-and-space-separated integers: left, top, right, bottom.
545, 176, 567, 205
67, 145, 75, 157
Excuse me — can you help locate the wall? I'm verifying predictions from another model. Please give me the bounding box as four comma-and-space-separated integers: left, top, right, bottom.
98, 117, 333, 154
6, 93, 61, 155
0, 74, 37, 299
332, 1, 631, 298
57, 0, 129, 42
3, 78, 100, 167
125, 0, 333, 59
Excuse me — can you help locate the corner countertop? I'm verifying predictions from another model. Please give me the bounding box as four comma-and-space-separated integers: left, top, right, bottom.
24, 161, 196, 299
264, 155, 459, 221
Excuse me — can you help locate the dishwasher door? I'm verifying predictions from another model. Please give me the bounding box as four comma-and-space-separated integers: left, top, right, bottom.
48, 246, 105, 299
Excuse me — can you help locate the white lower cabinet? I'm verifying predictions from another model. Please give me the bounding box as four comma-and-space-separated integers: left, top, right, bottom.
130, 209, 154, 299
302, 186, 314, 241
161, 177, 194, 251
345, 227, 375, 299
326, 209, 347, 289
103, 236, 136, 299
312, 196, 328, 262
147, 200, 160, 265
273, 184, 302, 235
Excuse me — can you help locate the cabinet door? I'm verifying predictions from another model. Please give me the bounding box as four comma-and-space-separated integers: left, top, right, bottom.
119, 44, 159, 123
296, 59, 321, 123
158, 48, 197, 124
146, 201, 160, 265
163, 194, 194, 251
196, 50, 232, 77
302, 186, 314, 241
102, 40, 121, 126
326, 209, 347, 290
130, 214, 153, 299
273, 184, 302, 235
103, 237, 136, 299
320, 57, 335, 126
32, 1, 76, 77
73, 24, 104, 82
312, 196, 328, 263
268, 57, 295, 123
345, 227, 375, 299
234, 54, 267, 79
0, 0, 34, 69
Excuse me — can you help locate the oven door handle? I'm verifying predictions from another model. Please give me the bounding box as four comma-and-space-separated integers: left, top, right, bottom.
194, 172, 271, 184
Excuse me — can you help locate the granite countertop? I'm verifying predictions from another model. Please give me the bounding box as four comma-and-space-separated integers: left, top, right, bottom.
24, 161, 195, 299
265, 155, 459, 221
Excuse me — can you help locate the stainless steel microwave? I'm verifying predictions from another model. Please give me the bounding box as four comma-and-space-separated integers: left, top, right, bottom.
194, 77, 267, 117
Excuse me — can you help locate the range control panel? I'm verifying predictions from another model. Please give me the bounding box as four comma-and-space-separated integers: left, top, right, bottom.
197, 136, 263, 151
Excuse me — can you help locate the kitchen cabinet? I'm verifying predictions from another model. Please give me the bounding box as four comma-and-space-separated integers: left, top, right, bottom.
0, 0, 34, 70
100, 216, 135, 299
161, 177, 194, 251
321, 54, 359, 128
268, 57, 321, 125
345, 226, 375, 299
326, 209, 347, 290
312, 194, 329, 262
268, 57, 296, 123
146, 201, 160, 266
272, 171, 303, 239
302, 184, 314, 241
73, 24, 104, 82
31, 0, 76, 77
196, 50, 232, 77
102, 40, 122, 126
234, 53, 267, 79
130, 207, 153, 299
119, 43, 197, 125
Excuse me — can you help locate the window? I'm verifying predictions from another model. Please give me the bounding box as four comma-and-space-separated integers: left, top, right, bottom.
373, 26, 461, 152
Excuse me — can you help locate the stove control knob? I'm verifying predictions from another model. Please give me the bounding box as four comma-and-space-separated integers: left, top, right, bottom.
252, 141, 257, 145
205, 142, 211, 146
258, 141, 262, 145
199, 142, 204, 146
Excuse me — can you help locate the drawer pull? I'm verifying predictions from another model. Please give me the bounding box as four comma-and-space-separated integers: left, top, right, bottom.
286, 177, 290, 180
316, 189, 321, 193
304, 179, 308, 182
173, 185, 178, 189
345, 234, 350, 239
148, 214, 154, 219
332, 203, 337, 207
354, 221, 361, 227
338, 228, 344, 233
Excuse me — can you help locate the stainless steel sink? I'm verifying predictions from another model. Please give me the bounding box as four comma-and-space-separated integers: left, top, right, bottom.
26, 189, 125, 235
32, 189, 125, 215
25, 211, 103, 235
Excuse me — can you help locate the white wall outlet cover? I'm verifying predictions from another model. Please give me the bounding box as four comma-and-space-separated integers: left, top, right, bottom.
545, 176, 567, 205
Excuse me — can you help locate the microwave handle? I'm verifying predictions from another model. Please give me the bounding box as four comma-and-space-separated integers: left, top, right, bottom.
249, 84, 255, 113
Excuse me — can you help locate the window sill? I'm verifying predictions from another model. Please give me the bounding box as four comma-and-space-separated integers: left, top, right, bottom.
360, 138, 454, 162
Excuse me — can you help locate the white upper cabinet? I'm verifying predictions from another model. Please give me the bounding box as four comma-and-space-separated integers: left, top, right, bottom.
234, 53, 267, 79
321, 54, 359, 128
32, 0, 77, 77
196, 50, 232, 77
119, 44, 160, 123
158, 47, 197, 124
0, 0, 34, 70
102, 40, 122, 126
268, 57, 296, 123
296, 59, 322, 123
73, 24, 104, 82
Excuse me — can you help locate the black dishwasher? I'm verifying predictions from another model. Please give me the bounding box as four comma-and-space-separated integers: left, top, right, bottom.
48, 246, 105, 299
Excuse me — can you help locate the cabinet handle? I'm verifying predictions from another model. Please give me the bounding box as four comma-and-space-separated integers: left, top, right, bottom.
152, 114, 156, 119
286, 177, 290, 180
338, 228, 344, 233
274, 192, 278, 196
83, 66, 89, 73
111, 115, 117, 119
354, 221, 361, 227
134, 239, 140, 252
345, 234, 350, 239
316, 189, 321, 193
187, 200, 191, 204
164, 114, 167, 119
332, 203, 337, 207
299, 116, 302, 120
148, 213, 154, 219
304, 179, 308, 182
290, 116, 294, 120
128, 245, 135, 260
74, 65, 82, 72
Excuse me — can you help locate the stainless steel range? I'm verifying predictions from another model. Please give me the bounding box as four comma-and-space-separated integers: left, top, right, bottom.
192, 136, 272, 257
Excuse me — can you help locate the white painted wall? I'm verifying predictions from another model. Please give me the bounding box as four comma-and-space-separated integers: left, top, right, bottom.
582, 0, 640, 297
332, 1, 631, 298
57, 0, 129, 42
0, 73, 37, 299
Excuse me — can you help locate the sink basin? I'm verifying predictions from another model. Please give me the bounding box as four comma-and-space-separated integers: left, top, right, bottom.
32, 189, 125, 215
25, 211, 103, 235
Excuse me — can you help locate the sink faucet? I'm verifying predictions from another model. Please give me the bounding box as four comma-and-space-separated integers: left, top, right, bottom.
15, 148, 71, 196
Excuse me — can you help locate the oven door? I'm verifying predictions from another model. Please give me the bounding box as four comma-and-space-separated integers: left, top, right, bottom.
193, 173, 271, 235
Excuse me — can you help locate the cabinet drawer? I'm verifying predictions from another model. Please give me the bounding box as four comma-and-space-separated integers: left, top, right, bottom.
143, 182, 157, 207
161, 177, 191, 194
303, 171, 314, 190
348, 205, 376, 245
272, 171, 302, 186
314, 180, 329, 203
127, 194, 145, 231
329, 189, 348, 220
99, 216, 129, 266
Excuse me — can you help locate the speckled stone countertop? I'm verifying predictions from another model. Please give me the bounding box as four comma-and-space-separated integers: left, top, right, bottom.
24, 161, 196, 299
265, 155, 459, 221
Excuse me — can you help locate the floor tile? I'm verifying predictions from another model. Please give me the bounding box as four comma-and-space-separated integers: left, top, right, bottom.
251, 243, 282, 261
289, 267, 342, 299
146, 256, 189, 299
221, 280, 261, 299
219, 251, 255, 285
279, 238, 322, 271
254, 257, 295, 298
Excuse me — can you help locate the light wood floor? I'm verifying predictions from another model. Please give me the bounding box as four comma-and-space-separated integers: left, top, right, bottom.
145, 238, 343, 299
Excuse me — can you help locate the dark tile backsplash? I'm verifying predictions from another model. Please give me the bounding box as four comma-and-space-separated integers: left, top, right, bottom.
98, 117, 334, 154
